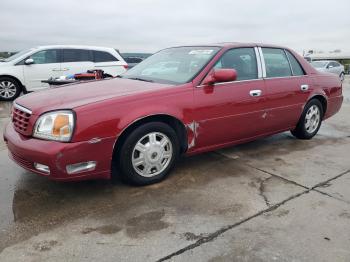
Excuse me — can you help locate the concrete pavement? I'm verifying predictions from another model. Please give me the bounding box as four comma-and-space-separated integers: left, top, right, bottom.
0, 77, 349, 261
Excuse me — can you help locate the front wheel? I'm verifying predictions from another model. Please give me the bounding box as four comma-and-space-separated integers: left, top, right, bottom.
291, 99, 323, 139
0, 77, 21, 101
116, 122, 179, 185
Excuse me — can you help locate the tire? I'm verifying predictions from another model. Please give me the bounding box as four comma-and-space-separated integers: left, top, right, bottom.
291, 99, 323, 140
0, 77, 21, 101
340, 72, 345, 82
115, 122, 179, 185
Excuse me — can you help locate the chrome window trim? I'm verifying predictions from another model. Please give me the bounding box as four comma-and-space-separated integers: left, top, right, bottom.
254, 47, 263, 79
196, 46, 262, 88
196, 78, 263, 88
263, 75, 308, 80
13, 102, 32, 115
257, 47, 266, 78
284, 49, 294, 76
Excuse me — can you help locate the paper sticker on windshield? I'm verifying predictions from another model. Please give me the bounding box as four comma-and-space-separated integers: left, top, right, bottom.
189, 50, 214, 55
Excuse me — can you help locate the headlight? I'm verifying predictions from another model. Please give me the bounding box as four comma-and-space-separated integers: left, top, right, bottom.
33, 110, 75, 142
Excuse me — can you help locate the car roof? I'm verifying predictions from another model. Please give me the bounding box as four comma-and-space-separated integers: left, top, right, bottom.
312, 60, 337, 63
165, 42, 290, 50
34, 45, 116, 51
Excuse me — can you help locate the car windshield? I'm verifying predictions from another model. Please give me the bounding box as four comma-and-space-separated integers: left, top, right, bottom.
311, 61, 328, 68
121, 46, 220, 84
1, 48, 34, 62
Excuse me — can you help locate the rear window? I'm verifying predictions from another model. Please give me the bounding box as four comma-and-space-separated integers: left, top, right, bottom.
63, 49, 91, 62
285, 50, 305, 76
93, 51, 118, 62
311, 61, 328, 68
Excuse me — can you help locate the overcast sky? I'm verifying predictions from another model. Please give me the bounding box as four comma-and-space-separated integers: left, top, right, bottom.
1, 0, 349, 54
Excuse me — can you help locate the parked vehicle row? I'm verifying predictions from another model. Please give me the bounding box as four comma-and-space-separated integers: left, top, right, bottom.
311, 60, 345, 81
0, 45, 128, 100
3, 43, 343, 185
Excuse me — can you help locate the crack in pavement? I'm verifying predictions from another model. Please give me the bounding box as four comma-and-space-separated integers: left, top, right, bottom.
157, 189, 309, 262
214, 151, 309, 190
157, 158, 350, 261
258, 176, 272, 207
216, 151, 350, 205
312, 188, 350, 205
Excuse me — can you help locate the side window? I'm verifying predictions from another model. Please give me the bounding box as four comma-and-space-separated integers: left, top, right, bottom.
214, 48, 258, 81
30, 49, 59, 64
285, 50, 305, 76
93, 51, 118, 62
63, 49, 91, 63
330, 62, 339, 67
262, 48, 292, 78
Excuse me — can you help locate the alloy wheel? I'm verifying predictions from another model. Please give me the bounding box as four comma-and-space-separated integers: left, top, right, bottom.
304, 105, 320, 134
0, 81, 17, 99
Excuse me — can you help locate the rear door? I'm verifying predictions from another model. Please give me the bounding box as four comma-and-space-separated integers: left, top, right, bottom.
193, 47, 268, 149
60, 49, 94, 76
260, 47, 311, 132
22, 49, 61, 90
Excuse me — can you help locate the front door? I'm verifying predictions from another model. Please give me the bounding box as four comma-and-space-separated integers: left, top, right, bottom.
23, 49, 62, 90
193, 47, 268, 150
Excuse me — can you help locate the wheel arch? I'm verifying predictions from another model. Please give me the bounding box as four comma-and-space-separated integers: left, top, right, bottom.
308, 94, 328, 117
0, 75, 27, 93
112, 114, 188, 162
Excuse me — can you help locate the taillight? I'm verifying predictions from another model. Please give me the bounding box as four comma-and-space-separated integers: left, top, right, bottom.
123, 65, 129, 69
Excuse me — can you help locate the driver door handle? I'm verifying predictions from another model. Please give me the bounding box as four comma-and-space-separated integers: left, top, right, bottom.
61, 68, 69, 71
249, 89, 262, 97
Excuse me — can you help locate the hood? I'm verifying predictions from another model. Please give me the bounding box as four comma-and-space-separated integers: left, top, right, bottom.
15, 78, 173, 115
0, 61, 11, 67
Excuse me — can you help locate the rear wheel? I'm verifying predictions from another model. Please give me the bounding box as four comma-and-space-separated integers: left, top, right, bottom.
291, 99, 323, 139
115, 122, 179, 185
0, 77, 21, 101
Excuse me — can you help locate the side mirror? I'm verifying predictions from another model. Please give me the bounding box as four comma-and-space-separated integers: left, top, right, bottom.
24, 58, 34, 65
202, 69, 237, 85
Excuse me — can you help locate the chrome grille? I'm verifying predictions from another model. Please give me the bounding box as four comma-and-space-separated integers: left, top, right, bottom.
12, 103, 32, 134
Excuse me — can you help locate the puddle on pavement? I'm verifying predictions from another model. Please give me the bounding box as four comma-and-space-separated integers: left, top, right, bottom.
0, 152, 238, 251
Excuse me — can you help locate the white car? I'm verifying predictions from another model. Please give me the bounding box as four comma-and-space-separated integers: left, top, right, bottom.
311, 60, 345, 81
0, 45, 128, 100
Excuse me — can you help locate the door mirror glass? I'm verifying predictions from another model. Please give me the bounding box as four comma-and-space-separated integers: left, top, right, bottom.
202, 69, 237, 85
24, 58, 34, 65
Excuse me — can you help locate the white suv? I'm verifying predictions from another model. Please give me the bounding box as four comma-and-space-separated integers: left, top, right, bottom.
0, 45, 128, 100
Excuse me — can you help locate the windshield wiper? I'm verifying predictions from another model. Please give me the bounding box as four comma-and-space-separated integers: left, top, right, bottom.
127, 77, 154, 83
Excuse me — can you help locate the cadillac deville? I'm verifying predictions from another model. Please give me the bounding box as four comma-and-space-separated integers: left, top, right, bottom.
3, 43, 343, 185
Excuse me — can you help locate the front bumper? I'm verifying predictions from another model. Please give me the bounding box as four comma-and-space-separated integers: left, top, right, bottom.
3, 123, 116, 181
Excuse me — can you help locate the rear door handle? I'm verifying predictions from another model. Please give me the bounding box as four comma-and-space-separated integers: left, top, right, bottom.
301, 84, 309, 91
249, 89, 262, 97
52, 68, 60, 71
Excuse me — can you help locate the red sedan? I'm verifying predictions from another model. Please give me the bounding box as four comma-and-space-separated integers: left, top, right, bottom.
3, 43, 343, 185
